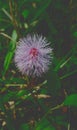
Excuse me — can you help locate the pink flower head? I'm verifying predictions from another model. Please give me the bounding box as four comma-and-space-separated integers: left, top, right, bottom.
14, 34, 53, 77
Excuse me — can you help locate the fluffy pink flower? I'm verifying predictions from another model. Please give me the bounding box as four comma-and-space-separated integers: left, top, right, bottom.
14, 34, 53, 77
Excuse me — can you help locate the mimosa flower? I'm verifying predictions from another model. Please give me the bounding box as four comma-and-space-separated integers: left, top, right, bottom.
14, 34, 53, 77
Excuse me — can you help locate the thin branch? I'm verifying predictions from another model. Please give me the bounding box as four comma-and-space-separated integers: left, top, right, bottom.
2, 8, 12, 20
60, 57, 71, 68
0, 32, 16, 42
5, 84, 27, 87
68, 123, 70, 130
8, 0, 20, 37
50, 103, 64, 111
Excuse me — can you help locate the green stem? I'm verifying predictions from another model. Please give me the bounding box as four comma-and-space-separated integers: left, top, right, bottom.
60, 57, 71, 68
60, 69, 77, 79
54, 55, 72, 72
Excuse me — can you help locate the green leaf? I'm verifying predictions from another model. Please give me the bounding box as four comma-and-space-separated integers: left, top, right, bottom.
16, 90, 28, 98
20, 123, 30, 130
35, 118, 55, 130
64, 94, 77, 107
22, 10, 29, 18
3, 51, 14, 73
0, 92, 16, 104
73, 31, 77, 37
52, 115, 68, 127
9, 30, 17, 50
3, 30, 17, 75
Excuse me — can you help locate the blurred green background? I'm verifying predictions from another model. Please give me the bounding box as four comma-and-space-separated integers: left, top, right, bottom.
0, 0, 77, 130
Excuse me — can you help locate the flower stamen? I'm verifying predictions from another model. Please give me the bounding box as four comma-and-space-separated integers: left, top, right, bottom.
29, 48, 38, 57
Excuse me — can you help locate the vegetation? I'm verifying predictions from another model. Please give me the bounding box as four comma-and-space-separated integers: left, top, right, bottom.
0, 0, 77, 130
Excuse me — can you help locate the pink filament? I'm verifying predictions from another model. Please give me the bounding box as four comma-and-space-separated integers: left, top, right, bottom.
29, 48, 38, 57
